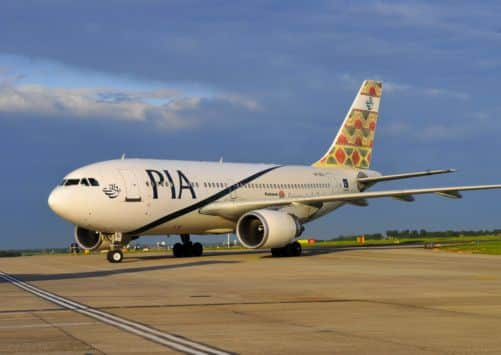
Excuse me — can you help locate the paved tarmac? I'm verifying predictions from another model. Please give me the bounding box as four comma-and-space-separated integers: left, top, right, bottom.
1, 246, 501, 354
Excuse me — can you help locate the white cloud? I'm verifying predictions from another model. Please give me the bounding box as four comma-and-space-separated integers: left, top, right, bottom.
367, 2, 501, 41
383, 81, 413, 93
219, 94, 262, 111
419, 124, 468, 141
371, 2, 436, 24
384, 80, 470, 100
422, 87, 470, 100
0, 78, 261, 129
338, 75, 470, 101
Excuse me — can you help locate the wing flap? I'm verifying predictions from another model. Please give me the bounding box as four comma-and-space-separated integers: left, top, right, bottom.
347, 199, 369, 207
392, 195, 415, 202
435, 191, 462, 199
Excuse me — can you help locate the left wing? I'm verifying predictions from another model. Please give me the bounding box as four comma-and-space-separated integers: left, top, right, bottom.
199, 184, 501, 220
358, 169, 455, 184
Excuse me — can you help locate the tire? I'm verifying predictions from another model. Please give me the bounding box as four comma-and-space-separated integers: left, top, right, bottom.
192, 242, 203, 257
183, 243, 193, 257
284, 244, 294, 257
173, 243, 184, 257
291, 241, 302, 257
271, 248, 281, 257
107, 250, 123, 263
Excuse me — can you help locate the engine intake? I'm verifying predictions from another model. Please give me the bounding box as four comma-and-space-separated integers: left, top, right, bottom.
236, 209, 303, 249
74, 226, 111, 251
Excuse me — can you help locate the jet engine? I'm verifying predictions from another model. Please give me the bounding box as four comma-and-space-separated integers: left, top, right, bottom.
236, 209, 303, 249
74, 226, 111, 251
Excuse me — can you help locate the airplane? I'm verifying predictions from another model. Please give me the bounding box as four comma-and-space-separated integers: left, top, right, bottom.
48, 80, 501, 263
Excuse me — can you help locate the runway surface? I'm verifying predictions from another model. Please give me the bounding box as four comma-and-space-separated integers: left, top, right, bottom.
1, 246, 501, 354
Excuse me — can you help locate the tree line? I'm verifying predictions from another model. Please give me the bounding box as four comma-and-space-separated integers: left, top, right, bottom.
334, 229, 501, 241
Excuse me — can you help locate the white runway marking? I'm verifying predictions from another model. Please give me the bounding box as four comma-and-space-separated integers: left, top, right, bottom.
0, 271, 233, 355
0, 321, 95, 329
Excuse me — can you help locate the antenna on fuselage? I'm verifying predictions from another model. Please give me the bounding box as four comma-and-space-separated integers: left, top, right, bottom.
121, 153, 126, 160
219, 156, 224, 164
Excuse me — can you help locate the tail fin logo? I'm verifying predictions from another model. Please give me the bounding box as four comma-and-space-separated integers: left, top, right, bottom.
365, 96, 374, 111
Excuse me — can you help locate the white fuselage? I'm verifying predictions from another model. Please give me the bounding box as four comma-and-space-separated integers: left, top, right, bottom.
48, 159, 380, 236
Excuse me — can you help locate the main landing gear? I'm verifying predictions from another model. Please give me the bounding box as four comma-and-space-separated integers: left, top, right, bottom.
173, 234, 203, 258
107, 233, 124, 263
271, 241, 302, 257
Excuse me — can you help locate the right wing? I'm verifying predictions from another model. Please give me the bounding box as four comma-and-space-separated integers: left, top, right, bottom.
200, 184, 501, 220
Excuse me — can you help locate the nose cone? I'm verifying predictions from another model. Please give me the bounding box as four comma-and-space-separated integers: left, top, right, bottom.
48, 186, 91, 226
47, 190, 58, 213
48, 188, 63, 216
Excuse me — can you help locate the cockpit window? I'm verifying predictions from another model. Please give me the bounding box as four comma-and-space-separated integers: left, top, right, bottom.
61, 177, 99, 186
65, 179, 80, 186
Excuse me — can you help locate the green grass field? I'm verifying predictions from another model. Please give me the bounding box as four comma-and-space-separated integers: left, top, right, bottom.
440, 240, 501, 255
302, 235, 501, 248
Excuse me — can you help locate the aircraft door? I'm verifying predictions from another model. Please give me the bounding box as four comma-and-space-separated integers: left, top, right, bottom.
118, 170, 142, 202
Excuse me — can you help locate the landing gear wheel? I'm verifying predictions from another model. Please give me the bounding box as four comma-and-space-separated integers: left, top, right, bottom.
173, 243, 184, 257
271, 248, 281, 257
271, 242, 302, 257
192, 242, 203, 257
107, 250, 123, 263
183, 243, 193, 257
290, 241, 302, 257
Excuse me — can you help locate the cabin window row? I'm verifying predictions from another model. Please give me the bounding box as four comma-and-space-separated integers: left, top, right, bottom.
146, 181, 331, 190
201, 182, 331, 189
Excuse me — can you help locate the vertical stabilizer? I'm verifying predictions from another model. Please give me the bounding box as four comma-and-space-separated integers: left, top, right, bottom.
313, 80, 382, 169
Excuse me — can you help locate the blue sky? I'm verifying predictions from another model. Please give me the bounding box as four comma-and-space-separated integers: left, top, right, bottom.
1, 1, 500, 249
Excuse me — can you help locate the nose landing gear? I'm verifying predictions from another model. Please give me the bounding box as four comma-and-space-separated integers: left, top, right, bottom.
173, 234, 203, 257
107, 250, 123, 263
106, 233, 125, 263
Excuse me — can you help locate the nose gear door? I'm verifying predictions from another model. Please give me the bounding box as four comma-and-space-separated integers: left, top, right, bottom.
118, 170, 142, 202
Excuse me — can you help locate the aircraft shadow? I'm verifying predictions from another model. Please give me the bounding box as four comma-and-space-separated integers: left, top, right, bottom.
0, 260, 239, 283
261, 244, 423, 258
133, 244, 420, 260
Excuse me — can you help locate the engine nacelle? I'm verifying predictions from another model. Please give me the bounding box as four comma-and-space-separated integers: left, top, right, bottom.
74, 226, 137, 251
236, 209, 303, 249
74, 226, 111, 251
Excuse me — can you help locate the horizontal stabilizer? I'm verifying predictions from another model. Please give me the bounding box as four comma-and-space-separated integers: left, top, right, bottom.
358, 169, 455, 184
